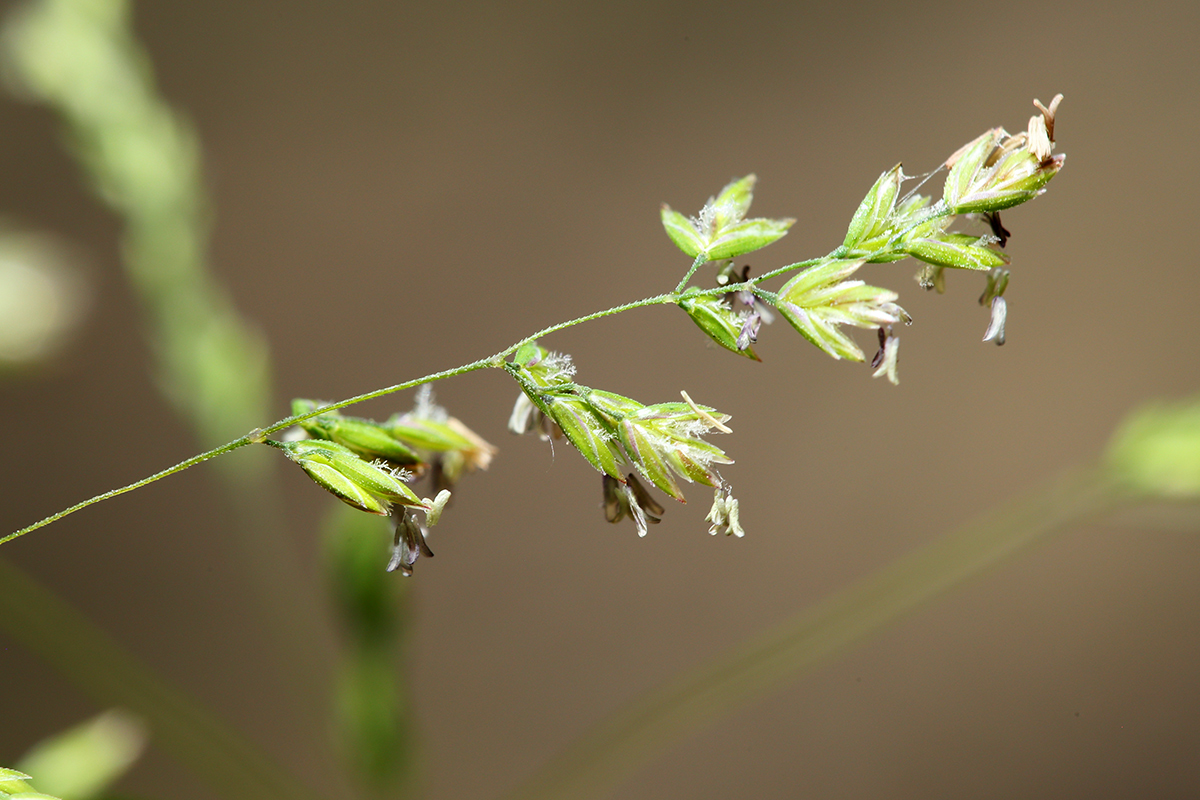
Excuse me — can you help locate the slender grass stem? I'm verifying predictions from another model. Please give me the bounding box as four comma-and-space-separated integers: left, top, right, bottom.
498, 294, 678, 359
1, 442, 253, 546
674, 254, 710, 294
751, 256, 827, 284
2, 294, 678, 547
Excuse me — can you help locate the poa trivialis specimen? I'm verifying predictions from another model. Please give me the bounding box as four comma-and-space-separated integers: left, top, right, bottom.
3, 96, 1065, 573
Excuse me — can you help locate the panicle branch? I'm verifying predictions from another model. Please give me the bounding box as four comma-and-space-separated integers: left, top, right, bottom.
6, 96, 1064, 571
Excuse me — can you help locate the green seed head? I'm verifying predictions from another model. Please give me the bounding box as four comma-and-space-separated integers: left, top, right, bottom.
777, 259, 909, 362
678, 290, 762, 361
901, 233, 1010, 271
275, 439, 426, 515
661, 175, 795, 262
290, 399, 421, 467
842, 163, 903, 254
543, 394, 625, 480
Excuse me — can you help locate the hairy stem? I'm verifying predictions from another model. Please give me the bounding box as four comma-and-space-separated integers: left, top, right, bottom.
750, 256, 827, 284
2, 294, 679, 546
674, 253, 710, 294
500, 294, 677, 356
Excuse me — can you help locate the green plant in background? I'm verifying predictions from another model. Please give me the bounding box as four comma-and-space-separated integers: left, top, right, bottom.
0, 0, 336, 705
324, 506, 420, 795
3, 711, 141, 799
2, 0, 270, 443
0, 227, 88, 369
11, 712, 145, 800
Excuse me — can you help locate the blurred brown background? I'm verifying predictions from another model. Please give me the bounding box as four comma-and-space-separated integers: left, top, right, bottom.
3, 0, 1200, 797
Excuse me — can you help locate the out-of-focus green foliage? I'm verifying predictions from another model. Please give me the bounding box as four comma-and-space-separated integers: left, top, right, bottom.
4, 0, 270, 447
0, 229, 88, 368
15, 710, 146, 799
324, 504, 418, 797
1107, 397, 1200, 498
2, 2, 343, 797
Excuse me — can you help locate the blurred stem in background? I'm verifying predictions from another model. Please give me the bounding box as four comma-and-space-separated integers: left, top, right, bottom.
1, 0, 352, 794
503, 463, 1126, 800
2, 0, 271, 448
324, 505, 419, 799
